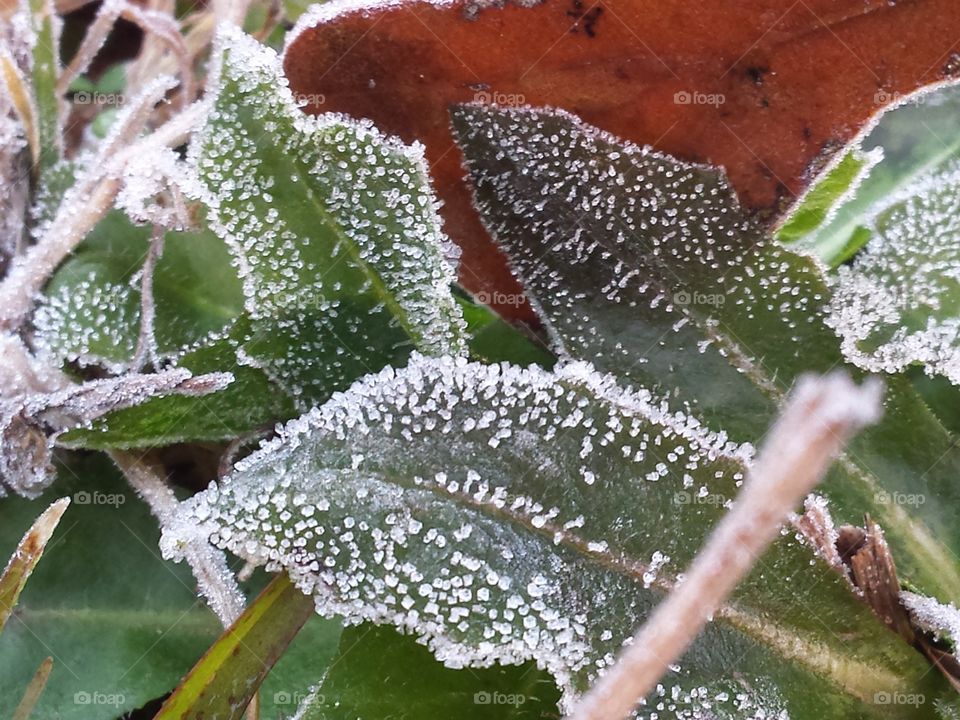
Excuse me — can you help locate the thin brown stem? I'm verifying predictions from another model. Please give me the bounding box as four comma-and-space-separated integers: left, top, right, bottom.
568, 372, 883, 720
132, 225, 166, 370
12, 657, 53, 720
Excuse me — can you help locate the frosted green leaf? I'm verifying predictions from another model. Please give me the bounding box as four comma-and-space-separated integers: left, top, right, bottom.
55, 318, 296, 449
34, 211, 244, 371
191, 27, 465, 406
794, 84, 960, 267
1, 368, 231, 497
450, 102, 960, 606
163, 355, 952, 718
829, 160, 960, 385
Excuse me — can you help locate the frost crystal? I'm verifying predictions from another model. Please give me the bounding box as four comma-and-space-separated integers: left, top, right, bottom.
448, 101, 960, 626
32, 213, 243, 372
190, 27, 465, 405
34, 271, 140, 370
164, 354, 847, 714
829, 160, 960, 384
902, 591, 960, 647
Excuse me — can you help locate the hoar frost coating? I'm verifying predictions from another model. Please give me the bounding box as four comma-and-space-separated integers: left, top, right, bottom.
187, 27, 465, 403
829, 159, 960, 384
161, 355, 779, 715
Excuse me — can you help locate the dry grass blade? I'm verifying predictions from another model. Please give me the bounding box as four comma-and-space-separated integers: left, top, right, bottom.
12, 656, 53, 720
109, 450, 245, 626
0, 91, 203, 332
0, 497, 70, 634
0, 48, 39, 172
569, 373, 883, 720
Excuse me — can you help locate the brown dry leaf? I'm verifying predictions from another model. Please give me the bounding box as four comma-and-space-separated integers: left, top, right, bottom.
285, 0, 960, 322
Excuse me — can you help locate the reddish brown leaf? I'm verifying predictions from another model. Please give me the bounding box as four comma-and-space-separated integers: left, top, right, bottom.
285, 0, 960, 322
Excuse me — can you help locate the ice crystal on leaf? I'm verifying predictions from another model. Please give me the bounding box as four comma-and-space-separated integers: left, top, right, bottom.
449, 102, 829, 434
828, 160, 960, 384
189, 27, 465, 406
164, 355, 928, 716
902, 591, 960, 648
116, 146, 194, 230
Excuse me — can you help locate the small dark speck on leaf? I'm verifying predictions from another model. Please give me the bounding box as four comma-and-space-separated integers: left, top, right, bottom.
746, 66, 769, 85
566, 0, 603, 37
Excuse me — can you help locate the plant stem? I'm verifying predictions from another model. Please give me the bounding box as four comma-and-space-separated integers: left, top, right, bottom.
12, 656, 53, 720
109, 450, 246, 626
132, 225, 165, 370
567, 372, 883, 720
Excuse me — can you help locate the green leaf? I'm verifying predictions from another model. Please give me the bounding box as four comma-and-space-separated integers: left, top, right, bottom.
0, 497, 68, 636
777, 148, 880, 246
155, 574, 314, 720
163, 355, 955, 718
192, 27, 465, 407
296, 624, 561, 719
258, 614, 343, 718
40, 27, 470, 447
457, 291, 554, 367
0, 456, 222, 719
57, 318, 296, 449
27, 0, 61, 176
907, 367, 960, 436
449, 103, 960, 608
796, 84, 960, 267
35, 210, 244, 370
828, 158, 960, 385
34, 208, 293, 448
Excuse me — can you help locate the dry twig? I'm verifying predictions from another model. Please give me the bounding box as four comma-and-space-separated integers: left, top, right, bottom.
568, 373, 883, 720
